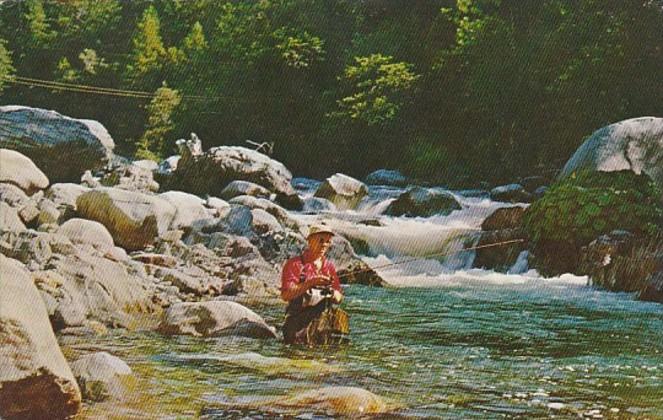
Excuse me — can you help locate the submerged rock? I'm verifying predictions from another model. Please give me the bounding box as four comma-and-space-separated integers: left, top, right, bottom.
0, 255, 82, 419
481, 206, 525, 231
314, 173, 368, 210
277, 386, 388, 415
0, 149, 49, 194
385, 187, 461, 217
158, 301, 277, 338
0, 106, 114, 182
558, 116, 663, 197
70, 352, 132, 401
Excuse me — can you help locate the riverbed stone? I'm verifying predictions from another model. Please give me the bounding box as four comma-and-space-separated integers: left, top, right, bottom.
221, 180, 271, 200
0, 149, 49, 194
0, 106, 114, 183
276, 386, 388, 415
57, 218, 115, 251
70, 352, 132, 401
76, 188, 177, 251
158, 301, 277, 338
315, 173, 368, 210
490, 183, 532, 203
365, 169, 409, 186
385, 187, 461, 217
0, 183, 30, 208
159, 190, 213, 231
0, 255, 82, 419
481, 206, 526, 231
558, 116, 663, 199
0, 202, 27, 232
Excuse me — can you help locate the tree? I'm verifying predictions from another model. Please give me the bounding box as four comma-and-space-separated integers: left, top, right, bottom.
0, 40, 14, 93
126, 5, 167, 85
333, 54, 419, 126
136, 85, 182, 161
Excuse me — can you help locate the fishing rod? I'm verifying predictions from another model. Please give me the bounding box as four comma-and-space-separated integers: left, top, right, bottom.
336, 238, 526, 280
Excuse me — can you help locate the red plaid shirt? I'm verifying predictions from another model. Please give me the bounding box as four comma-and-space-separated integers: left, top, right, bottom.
281, 249, 342, 295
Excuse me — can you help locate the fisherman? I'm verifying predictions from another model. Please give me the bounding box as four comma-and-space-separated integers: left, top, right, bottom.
280, 224, 349, 345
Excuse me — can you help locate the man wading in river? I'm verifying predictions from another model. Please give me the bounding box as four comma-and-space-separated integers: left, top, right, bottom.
280, 225, 349, 345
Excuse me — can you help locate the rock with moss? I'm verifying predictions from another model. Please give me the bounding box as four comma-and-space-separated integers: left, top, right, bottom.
385, 187, 461, 217
523, 170, 662, 276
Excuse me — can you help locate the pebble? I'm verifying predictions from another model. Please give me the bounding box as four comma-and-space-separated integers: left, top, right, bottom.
547, 402, 565, 410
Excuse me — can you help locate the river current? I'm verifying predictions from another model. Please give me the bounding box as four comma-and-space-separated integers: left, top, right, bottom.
75, 182, 663, 419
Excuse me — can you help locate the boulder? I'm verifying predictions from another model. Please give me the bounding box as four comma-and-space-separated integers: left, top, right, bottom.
385, 187, 461, 217
158, 155, 180, 174
220, 180, 271, 200
302, 196, 335, 213
251, 209, 283, 236
0, 149, 49, 194
0, 183, 30, 208
365, 169, 408, 186
0, 202, 27, 232
0, 255, 82, 419
158, 301, 277, 338
39, 250, 157, 329
45, 183, 90, 211
76, 188, 176, 251
228, 195, 299, 230
314, 173, 368, 210
489, 183, 533, 203
149, 266, 222, 296
326, 235, 385, 286
472, 229, 526, 272
70, 352, 132, 401
205, 196, 231, 218
170, 145, 296, 197
639, 271, 663, 303
558, 117, 663, 198
519, 175, 548, 193
291, 177, 321, 191
100, 161, 159, 193
0, 106, 114, 182
159, 190, 213, 231
481, 206, 526, 231
57, 218, 115, 251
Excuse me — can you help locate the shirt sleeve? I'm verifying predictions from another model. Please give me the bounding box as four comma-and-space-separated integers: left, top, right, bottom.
328, 263, 342, 293
281, 258, 300, 292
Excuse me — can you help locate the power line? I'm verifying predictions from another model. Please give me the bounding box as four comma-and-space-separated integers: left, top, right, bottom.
2, 75, 223, 101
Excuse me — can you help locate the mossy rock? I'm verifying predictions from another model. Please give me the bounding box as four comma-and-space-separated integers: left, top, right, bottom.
523, 170, 662, 276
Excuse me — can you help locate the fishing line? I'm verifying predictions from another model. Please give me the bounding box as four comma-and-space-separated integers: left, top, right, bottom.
336, 238, 526, 279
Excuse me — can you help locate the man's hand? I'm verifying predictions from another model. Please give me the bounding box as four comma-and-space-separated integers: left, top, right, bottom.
307, 275, 332, 288
332, 290, 343, 304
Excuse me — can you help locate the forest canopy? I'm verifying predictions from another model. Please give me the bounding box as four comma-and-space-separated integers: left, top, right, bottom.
1, 0, 662, 186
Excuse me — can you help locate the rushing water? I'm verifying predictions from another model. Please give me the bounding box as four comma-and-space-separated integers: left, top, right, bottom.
71, 183, 663, 419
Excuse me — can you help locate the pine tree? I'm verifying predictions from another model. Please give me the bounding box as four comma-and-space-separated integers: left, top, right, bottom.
127, 5, 166, 84
136, 85, 182, 161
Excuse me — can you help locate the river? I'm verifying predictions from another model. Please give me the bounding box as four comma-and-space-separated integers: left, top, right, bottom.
74, 182, 663, 419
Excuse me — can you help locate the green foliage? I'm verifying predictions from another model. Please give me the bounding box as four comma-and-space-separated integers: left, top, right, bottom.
273, 28, 324, 69
24, 0, 55, 46
333, 54, 419, 125
136, 85, 182, 161
127, 6, 167, 84
0, 39, 13, 92
524, 171, 663, 249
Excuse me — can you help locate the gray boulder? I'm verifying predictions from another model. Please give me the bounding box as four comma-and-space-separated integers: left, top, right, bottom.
45, 183, 90, 211
0, 255, 82, 419
0, 183, 30, 208
57, 218, 115, 251
229, 195, 299, 230
76, 188, 177, 251
221, 180, 271, 200
315, 173, 368, 210
100, 161, 159, 193
489, 184, 532, 203
0, 106, 114, 182
251, 208, 283, 235
158, 301, 277, 338
171, 145, 296, 198
365, 169, 408, 186
159, 190, 213, 231
36, 249, 157, 329
385, 187, 461, 217
70, 352, 132, 401
302, 196, 335, 213
559, 117, 663, 198
0, 202, 27, 232
0, 149, 49, 194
